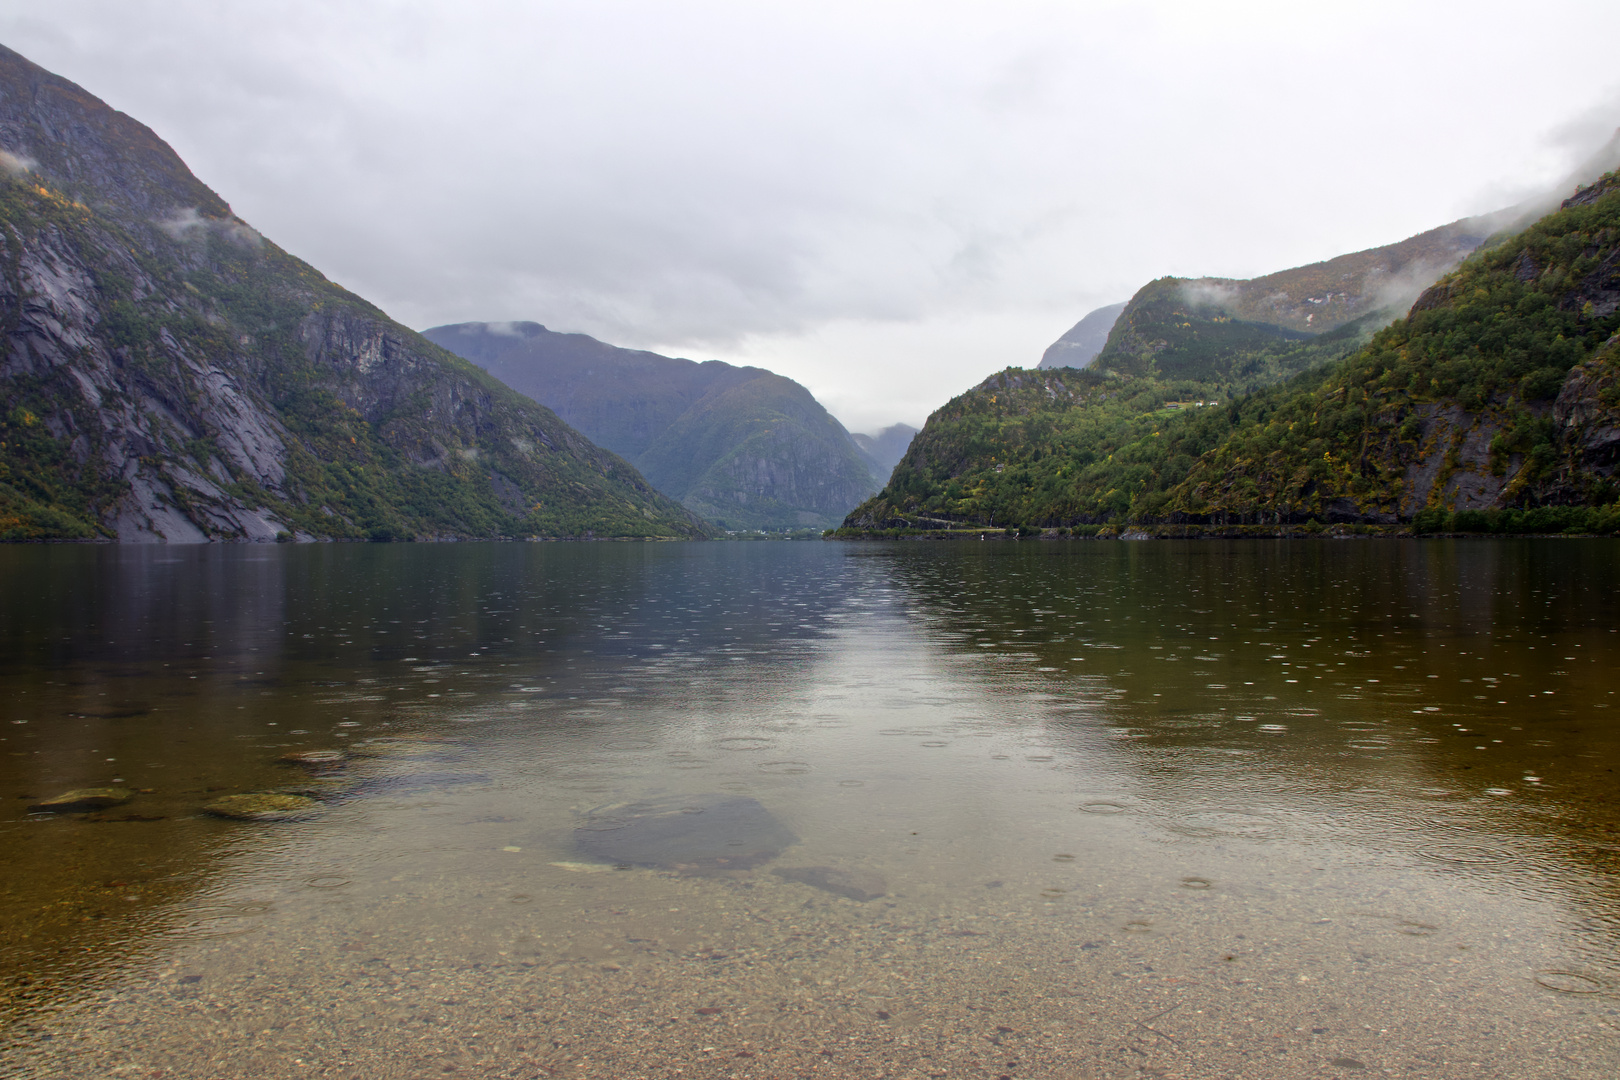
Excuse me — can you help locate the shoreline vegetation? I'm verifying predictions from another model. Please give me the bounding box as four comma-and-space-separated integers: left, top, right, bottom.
828, 524, 1618, 540
830, 504, 1620, 540
0, 526, 833, 543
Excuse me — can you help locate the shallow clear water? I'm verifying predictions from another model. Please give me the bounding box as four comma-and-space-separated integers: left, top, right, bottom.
1, 539, 1617, 1078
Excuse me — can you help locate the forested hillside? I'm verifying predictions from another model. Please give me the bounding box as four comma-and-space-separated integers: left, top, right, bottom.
1167, 174, 1620, 531
842, 174, 1620, 537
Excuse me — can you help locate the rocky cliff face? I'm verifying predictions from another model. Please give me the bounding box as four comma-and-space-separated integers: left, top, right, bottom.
1547, 334, 1620, 497
0, 45, 709, 541
424, 321, 876, 530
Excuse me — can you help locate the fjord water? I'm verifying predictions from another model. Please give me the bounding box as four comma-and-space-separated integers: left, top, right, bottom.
1, 540, 1617, 1078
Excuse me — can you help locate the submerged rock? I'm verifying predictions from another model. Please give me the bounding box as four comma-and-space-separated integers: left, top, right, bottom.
350, 737, 465, 761
203, 792, 321, 822
273, 776, 359, 802
773, 866, 886, 901
574, 794, 797, 874
278, 749, 349, 771
29, 787, 134, 813
352, 771, 491, 796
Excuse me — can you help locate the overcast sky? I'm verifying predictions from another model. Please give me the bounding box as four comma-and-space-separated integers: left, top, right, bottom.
6, 1, 1620, 433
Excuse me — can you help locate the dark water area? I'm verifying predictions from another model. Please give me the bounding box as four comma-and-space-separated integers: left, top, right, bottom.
0, 539, 1616, 1078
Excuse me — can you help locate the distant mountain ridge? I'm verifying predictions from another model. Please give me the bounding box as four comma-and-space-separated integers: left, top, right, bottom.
1037, 302, 1126, 370
1186, 214, 1503, 335
422, 322, 877, 530
850, 423, 918, 483
1037, 217, 1505, 387
0, 44, 709, 541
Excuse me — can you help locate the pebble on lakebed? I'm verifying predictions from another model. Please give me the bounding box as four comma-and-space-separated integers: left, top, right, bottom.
203, 792, 322, 822
29, 788, 134, 813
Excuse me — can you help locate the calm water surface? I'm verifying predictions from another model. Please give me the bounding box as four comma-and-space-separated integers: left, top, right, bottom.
0, 540, 1617, 1078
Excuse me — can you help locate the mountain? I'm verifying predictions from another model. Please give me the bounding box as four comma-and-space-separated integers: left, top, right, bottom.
420, 322, 749, 462
422, 321, 876, 530
841, 290, 1386, 532
0, 45, 710, 542
850, 423, 918, 483
1189, 215, 1504, 334
1163, 173, 1620, 531
1037, 302, 1126, 369
1081, 215, 1512, 391
842, 170, 1620, 536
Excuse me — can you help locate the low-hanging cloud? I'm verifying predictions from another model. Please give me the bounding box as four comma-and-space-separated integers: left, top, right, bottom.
1179, 280, 1241, 310
157, 207, 263, 249
155, 206, 207, 239
1367, 257, 1468, 320
0, 148, 36, 175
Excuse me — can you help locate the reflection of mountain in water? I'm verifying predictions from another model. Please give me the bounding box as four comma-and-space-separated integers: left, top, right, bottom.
876, 540, 1620, 938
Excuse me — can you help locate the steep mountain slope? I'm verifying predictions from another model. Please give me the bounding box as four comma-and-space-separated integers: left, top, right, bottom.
419, 321, 754, 462
842, 174, 1620, 535
423, 321, 876, 529
1087, 278, 1317, 384
1037, 302, 1126, 369
0, 45, 709, 542
640, 372, 877, 529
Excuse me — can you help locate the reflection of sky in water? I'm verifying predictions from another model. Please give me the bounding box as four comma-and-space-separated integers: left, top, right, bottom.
2, 541, 1618, 1077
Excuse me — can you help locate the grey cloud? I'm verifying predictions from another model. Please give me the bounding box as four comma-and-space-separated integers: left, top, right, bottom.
1179, 281, 1240, 310
5, 1, 1620, 433
157, 207, 263, 249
